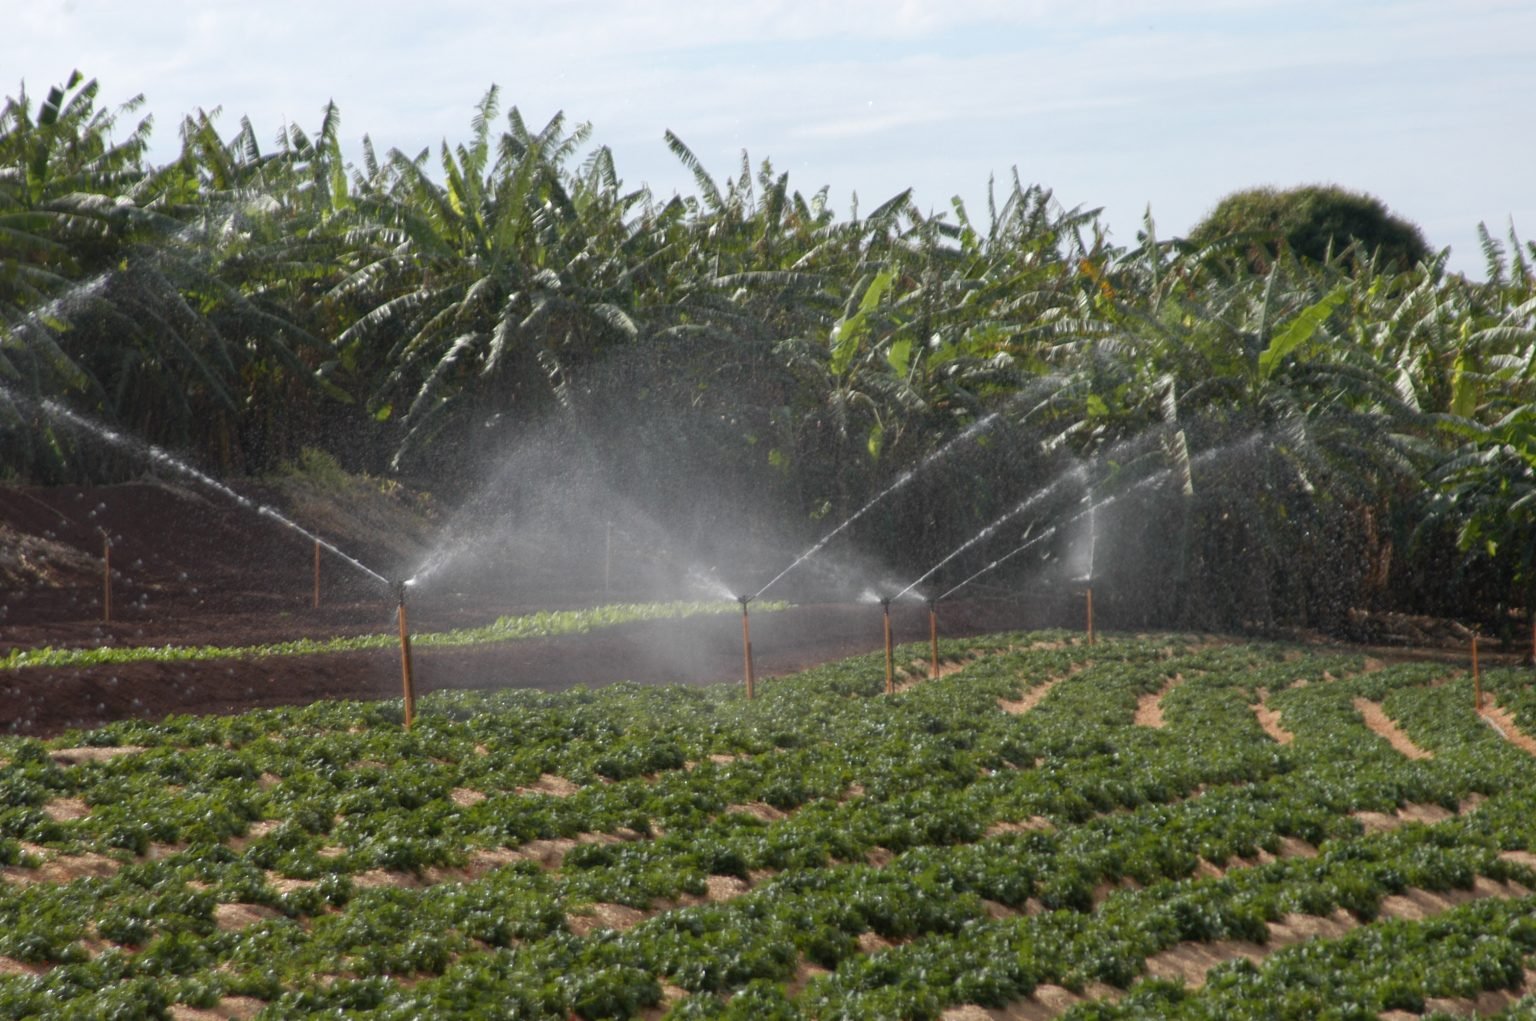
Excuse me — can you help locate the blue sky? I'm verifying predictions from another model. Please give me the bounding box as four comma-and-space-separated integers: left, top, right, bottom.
9, 0, 1534, 276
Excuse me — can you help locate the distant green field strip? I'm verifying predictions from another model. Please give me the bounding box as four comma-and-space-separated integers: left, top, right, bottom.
0, 600, 786, 671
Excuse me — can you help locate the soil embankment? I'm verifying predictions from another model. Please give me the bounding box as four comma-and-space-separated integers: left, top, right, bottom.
0, 482, 1043, 736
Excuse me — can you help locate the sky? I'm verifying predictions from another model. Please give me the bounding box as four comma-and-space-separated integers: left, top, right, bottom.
8, 0, 1534, 277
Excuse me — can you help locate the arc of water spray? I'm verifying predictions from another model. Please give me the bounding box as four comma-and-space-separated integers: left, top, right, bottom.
891, 462, 1088, 601
939, 520, 1065, 601
1083, 490, 1097, 583
938, 491, 1123, 601
750, 412, 1001, 601
934, 432, 1264, 601
37, 397, 392, 589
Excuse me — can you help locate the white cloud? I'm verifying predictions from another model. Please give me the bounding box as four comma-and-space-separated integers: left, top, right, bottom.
5, 0, 1535, 272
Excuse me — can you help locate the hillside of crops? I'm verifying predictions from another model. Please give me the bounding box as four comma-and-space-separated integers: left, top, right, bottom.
4, 632, 1536, 1019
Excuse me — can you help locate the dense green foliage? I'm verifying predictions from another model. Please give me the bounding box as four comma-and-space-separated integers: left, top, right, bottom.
3, 72, 1536, 629
1186, 184, 1433, 273
3, 634, 1536, 1017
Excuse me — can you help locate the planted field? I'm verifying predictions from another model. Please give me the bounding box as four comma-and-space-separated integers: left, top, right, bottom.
4, 633, 1536, 1019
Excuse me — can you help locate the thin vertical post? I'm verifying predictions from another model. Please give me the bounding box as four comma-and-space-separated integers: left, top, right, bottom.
1472, 634, 1482, 712
397, 583, 416, 729
1085, 587, 1095, 645
738, 596, 755, 701
882, 598, 894, 695
929, 601, 940, 680
101, 529, 112, 624
605, 521, 613, 598
313, 539, 322, 610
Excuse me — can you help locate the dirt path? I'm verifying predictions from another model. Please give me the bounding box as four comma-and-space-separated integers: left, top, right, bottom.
1134, 675, 1183, 728
1251, 688, 1294, 745
998, 673, 1072, 716
1352, 697, 1433, 760
1479, 702, 1536, 756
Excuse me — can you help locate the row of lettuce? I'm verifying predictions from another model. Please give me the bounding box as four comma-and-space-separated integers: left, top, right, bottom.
2, 634, 1536, 1017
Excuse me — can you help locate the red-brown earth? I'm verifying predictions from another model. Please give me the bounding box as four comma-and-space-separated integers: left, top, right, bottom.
0, 480, 1051, 737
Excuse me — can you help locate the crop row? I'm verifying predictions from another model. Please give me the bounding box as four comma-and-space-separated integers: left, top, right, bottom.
3, 633, 1536, 1017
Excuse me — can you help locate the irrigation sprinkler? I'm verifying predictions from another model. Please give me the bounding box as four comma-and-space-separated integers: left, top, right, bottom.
313, 539, 322, 609
1085, 586, 1095, 645
881, 597, 895, 695
99, 528, 112, 624
928, 599, 940, 680
737, 595, 756, 701
1472, 634, 1482, 712
395, 581, 417, 729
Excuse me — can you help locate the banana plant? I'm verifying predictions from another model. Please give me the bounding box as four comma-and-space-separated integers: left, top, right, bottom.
329, 87, 641, 471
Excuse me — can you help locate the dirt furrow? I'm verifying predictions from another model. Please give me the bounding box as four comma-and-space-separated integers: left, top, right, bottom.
1251, 687, 1294, 745
943, 876, 1534, 1021
1352, 697, 1434, 760
1134, 675, 1183, 728
1480, 701, 1536, 756
998, 666, 1083, 716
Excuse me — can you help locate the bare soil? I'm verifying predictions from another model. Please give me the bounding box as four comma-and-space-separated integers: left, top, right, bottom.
0, 481, 1039, 737
4, 480, 1517, 740
1352, 697, 1434, 760
1133, 675, 1182, 728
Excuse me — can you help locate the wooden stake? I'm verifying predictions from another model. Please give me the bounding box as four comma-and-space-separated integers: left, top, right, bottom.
1472, 634, 1482, 712
101, 530, 112, 624
397, 589, 416, 729
740, 600, 756, 701
313, 539, 322, 610
929, 603, 940, 680
882, 600, 894, 695
1085, 587, 1095, 645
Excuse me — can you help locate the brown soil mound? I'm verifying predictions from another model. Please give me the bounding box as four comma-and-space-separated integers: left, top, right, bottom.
1353, 697, 1434, 760
1134, 675, 1182, 728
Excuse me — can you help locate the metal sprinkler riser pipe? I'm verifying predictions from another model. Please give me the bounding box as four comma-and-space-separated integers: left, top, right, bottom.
394, 580, 417, 729
880, 597, 895, 695
737, 595, 756, 701
928, 599, 940, 680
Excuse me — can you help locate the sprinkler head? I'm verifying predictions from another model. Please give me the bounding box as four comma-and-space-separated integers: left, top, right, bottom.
393, 580, 409, 606
879, 596, 893, 611
928, 598, 939, 613
736, 594, 752, 610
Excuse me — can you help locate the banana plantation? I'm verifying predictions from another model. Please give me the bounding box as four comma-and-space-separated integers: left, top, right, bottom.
3, 72, 1535, 636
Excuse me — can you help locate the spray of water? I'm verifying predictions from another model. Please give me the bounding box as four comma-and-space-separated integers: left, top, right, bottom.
751, 412, 1001, 601
938, 523, 1060, 601
891, 461, 1087, 600
938, 493, 1123, 601
934, 432, 1265, 601
685, 565, 737, 602
1079, 490, 1098, 584
34, 396, 391, 589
